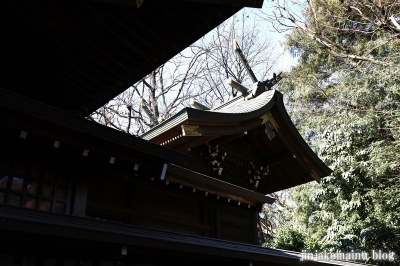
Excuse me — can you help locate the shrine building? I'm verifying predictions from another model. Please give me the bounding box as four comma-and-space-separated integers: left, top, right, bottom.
0, 1, 368, 266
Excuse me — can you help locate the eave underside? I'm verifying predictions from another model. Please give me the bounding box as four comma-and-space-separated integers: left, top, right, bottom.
0, 205, 367, 266
167, 164, 275, 205
141, 91, 332, 194
174, 126, 319, 195
0, 88, 189, 166
0, 0, 245, 116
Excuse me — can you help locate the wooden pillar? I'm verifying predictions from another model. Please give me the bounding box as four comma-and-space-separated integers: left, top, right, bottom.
202, 202, 210, 237
252, 211, 262, 245
128, 181, 138, 225
72, 177, 88, 217
212, 208, 221, 239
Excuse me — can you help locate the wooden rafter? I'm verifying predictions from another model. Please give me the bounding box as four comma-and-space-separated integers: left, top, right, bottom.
170, 0, 263, 8
167, 165, 275, 204
2, 1, 243, 115
84, 0, 144, 8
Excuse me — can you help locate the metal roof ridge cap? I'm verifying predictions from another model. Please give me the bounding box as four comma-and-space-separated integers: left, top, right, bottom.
185, 90, 278, 122
212, 90, 277, 112
212, 94, 245, 111
211, 90, 277, 113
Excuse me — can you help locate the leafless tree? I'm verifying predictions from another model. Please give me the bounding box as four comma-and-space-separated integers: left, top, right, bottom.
192, 9, 282, 108
90, 9, 282, 135
260, 0, 400, 66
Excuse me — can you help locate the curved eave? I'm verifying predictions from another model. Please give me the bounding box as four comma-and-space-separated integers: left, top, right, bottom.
141, 108, 190, 141
141, 90, 277, 140
141, 90, 332, 181
272, 93, 333, 180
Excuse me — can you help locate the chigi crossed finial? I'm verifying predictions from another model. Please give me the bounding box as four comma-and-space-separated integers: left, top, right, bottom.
228, 40, 283, 99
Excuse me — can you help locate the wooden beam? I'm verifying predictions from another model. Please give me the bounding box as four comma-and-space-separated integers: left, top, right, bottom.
17, 1, 128, 80
221, 144, 295, 167
0, 205, 343, 266
81, 2, 157, 63
167, 164, 275, 204
210, 133, 246, 146
84, 0, 144, 8
174, 135, 219, 153
220, 145, 262, 165
165, 176, 256, 206
180, 118, 262, 136
264, 152, 295, 166
170, 0, 263, 8
0, 88, 190, 166
86, 201, 212, 231
105, 8, 168, 57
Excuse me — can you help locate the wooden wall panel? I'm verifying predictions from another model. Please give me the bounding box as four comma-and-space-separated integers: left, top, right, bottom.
86, 174, 130, 223
134, 217, 205, 236
219, 208, 255, 244
0, 124, 260, 245
86, 176, 209, 236
87, 176, 128, 207
85, 172, 259, 243
135, 185, 203, 223
132, 183, 206, 236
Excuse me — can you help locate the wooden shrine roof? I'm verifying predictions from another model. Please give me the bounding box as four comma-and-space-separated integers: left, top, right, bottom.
0, 204, 371, 266
141, 90, 332, 195
0, 85, 275, 206
0, 87, 189, 166
142, 90, 277, 140
0, 0, 262, 117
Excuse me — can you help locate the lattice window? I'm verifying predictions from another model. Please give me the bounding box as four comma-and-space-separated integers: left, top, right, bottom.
0, 159, 72, 214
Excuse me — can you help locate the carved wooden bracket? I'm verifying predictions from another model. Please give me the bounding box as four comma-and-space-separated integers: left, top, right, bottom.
246, 162, 270, 189
260, 112, 279, 133
181, 125, 202, 136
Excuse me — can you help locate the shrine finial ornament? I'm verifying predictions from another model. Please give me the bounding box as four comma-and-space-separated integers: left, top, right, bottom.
229, 40, 284, 99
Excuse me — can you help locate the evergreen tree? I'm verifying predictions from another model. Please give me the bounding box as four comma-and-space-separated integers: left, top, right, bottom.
265, 0, 400, 264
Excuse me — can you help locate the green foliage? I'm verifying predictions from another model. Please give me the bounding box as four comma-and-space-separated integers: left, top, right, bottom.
273, 222, 326, 252
270, 0, 400, 264
274, 225, 305, 251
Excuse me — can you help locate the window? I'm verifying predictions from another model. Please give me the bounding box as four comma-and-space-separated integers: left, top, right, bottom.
0, 159, 72, 214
